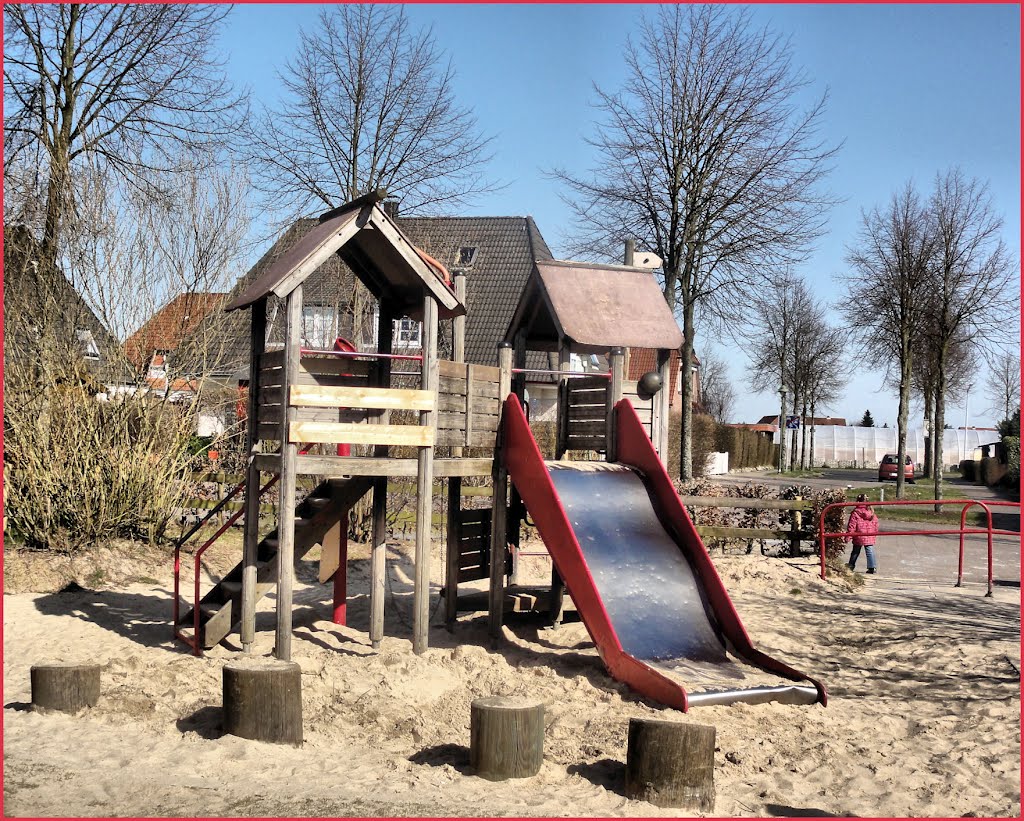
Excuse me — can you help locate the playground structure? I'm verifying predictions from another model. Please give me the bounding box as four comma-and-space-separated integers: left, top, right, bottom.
174, 191, 826, 710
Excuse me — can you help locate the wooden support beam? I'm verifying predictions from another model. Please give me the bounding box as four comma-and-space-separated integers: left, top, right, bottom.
289, 384, 435, 411
489, 343, 513, 640
654, 348, 672, 461
445, 477, 462, 628
241, 297, 266, 654
275, 285, 302, 662
608, 347, 625, 463
413, 295, 439, 655
370, 305, 393, 650
290, 420, 434, 447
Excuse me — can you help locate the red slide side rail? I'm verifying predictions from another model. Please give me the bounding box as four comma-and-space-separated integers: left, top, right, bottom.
501, 395, 692, 710
614, 400, 828, 705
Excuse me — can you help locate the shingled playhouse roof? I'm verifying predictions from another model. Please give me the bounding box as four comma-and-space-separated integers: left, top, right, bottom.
185, 208, 555, 378
225, 192, 463, 321
505, 259, 684, 354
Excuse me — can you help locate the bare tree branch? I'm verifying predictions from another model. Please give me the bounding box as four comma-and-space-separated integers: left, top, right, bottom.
548, 6, 839, 478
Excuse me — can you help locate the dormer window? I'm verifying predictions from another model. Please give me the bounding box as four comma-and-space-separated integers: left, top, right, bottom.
394, 317, 422, 347
76, 328, 100, 360
458, 246, 477, 266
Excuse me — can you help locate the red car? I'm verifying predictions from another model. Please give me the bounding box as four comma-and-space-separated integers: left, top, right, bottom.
878, 453, 915, 483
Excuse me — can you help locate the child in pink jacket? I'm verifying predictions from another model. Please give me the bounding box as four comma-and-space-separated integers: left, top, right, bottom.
846, 494, 879, 574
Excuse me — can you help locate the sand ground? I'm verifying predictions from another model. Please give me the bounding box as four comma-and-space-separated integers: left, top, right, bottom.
2, 534, 1020, 818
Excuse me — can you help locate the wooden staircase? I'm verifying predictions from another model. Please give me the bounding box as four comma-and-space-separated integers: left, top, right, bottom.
176, 476, 373, 649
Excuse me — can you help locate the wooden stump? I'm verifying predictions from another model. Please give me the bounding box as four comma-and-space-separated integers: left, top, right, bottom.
222, 658, 302, 746
470, 696, 544, 780
30, 662, 101, 713
625, 717, 715, 811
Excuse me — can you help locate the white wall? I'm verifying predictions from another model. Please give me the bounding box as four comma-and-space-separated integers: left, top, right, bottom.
774, 426, 1000, 469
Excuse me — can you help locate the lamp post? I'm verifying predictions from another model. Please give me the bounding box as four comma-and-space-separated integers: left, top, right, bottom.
778, 384, 788, 474
963, 383, 973, 463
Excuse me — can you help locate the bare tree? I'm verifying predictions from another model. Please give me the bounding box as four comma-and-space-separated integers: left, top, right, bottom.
840, 182, 935, 498
804, 325, 848, 468
245, 4, 496, 223
3, 3, 246, 270
985, 351, 1021, 423
550, 6, 838, 479
927, 169, 1016, 507
907, 331, 974, 478
698, 350, 736, 423
743, 272, 815, 469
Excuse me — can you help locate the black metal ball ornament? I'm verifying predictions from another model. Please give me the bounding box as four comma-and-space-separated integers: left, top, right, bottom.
637, 371, 662, 400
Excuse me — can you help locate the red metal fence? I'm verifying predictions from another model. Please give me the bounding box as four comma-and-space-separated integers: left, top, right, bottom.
818, 499, 1020, 597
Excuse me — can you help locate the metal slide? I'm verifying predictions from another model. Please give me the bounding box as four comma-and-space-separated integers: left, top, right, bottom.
501, 395, 826, 711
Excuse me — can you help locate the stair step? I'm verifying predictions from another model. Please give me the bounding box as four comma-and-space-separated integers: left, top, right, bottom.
306, 496, 331, 509
220, 580, 242, 596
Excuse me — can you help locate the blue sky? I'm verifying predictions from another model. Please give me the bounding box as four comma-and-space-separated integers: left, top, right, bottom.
223, 3, 1020, 428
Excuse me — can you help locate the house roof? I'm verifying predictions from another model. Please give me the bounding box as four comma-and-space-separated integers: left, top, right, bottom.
224, 193, 463, 320
505, 260, 684, 354
724, 423, 778, 433
756, 415, 847, 427
187, 211, 554, 377
125, 292, 226, 368
3, 224, 127, 383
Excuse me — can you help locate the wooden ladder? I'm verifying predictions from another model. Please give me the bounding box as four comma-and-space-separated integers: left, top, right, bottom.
175, 476, 373, 649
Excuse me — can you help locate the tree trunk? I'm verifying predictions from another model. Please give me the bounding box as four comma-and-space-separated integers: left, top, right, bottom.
31, 662, 101, 713
933, 371, 947, 513
895, 351, 912, 500
470, 696, 545, 780
678, 301, 696, 480
800, 400, 809, 470
624, 717, 715, 811
922, 385, 934, 479
789, 396, 799, 471
222, 658, 303, 746
809, 399, 817, 468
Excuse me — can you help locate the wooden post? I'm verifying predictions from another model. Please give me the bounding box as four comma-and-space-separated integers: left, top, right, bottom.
274, 285, 302, 662
445, 274, 467, 630
413, 295, 438, 655
222, 658, 302, 746
608, 347, 625, 463
370, 305, 393, 650
445, 476, 462, 628
625, 717, 715, 811
789, 495, 803, 558
555, 341, 571, 459
453, 271, 467, 365
653, 347, 672, 462
470, 696, 545, 780
489, 343, 513, 639
241, 297, 266, 654
31, 663, 100, 713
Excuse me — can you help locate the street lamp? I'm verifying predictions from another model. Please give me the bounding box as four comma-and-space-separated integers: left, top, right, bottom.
963, 383, 973, 463
778, 384, 788, 474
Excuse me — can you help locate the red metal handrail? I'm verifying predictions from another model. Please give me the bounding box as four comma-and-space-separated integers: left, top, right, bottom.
512, 367, 612, 378
299, 347, 423, 361
958, 500, 1020, 589
817, 498, 1018, 597
173, 444, 312, 655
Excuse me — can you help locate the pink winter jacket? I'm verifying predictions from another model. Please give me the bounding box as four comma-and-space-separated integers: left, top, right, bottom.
846, 505, 878, 546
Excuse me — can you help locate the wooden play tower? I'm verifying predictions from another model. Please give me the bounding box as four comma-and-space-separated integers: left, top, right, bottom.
174, 194, 683, 661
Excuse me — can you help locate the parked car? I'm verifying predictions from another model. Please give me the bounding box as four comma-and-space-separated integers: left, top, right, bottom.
878, 453, 915, 483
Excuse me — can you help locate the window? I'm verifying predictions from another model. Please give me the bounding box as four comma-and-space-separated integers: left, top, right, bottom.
458, 246, 477, 266
76, 329, 100, 360
301, 305, 339, 349
394, 317, 422, 347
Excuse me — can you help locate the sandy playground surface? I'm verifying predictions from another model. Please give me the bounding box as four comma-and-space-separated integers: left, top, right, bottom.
2, 534, 1020, 818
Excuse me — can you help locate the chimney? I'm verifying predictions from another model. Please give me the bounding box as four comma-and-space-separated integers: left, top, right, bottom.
382, 198, 399, 219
